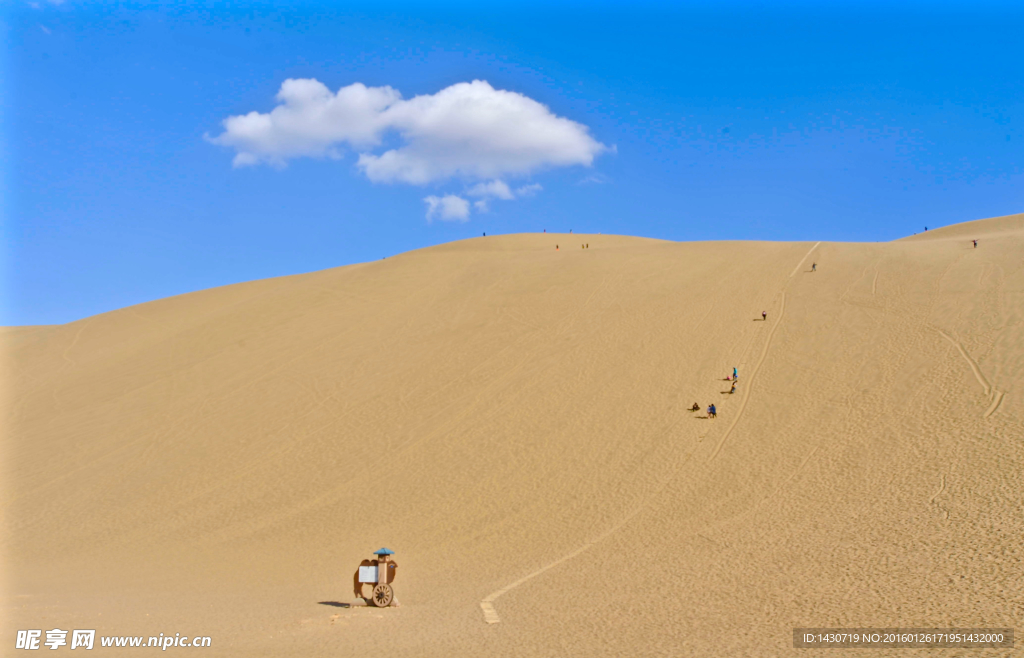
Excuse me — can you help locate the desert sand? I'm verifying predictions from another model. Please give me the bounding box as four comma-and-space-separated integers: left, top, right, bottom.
2, 214, 1021, 656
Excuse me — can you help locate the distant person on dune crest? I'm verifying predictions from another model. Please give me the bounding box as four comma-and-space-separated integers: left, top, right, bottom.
812, 262, 817, 272
973, 239, 977, 248
762, 311, 767, 321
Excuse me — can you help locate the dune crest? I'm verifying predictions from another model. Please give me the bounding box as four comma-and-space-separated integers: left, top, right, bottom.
3, 215, 1021, 656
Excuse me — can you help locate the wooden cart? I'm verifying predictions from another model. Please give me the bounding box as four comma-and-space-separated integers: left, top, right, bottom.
353, 548, 397, 607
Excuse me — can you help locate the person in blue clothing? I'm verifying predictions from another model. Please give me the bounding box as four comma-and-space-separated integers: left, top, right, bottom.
708, 404, 717, 419
732, 367, 738, 380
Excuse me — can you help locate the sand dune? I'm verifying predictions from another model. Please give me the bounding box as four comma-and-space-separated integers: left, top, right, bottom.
3, 214, 1021, 656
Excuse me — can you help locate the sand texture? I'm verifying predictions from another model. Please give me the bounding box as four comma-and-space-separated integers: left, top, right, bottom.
3, 214, 1021, 656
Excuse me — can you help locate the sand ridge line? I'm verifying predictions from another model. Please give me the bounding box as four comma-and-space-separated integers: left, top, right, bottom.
482, 245, 806, 623
479, 490, 668, 623
984, 390, 1004, 418
707, 292, 786, 463
480, 413, 702, 624
933, 328, 1005, 417
480, 531, 606, 624
789, 241, 821, 278
929, 474, 947, 504
934, 329, 991, 395
60, 318, 92, 367
479, 477, 668, 624
774, 444, 820, 498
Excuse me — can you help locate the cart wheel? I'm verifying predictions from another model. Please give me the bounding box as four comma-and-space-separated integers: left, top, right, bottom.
371, 583, 394, 607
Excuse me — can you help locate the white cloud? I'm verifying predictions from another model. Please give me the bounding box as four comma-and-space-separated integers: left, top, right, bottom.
39, 24, 51, 34
578, 173, 610, 185
462, 179, 542, 214
424, 195, 470, 222
467, 179, 513, 200
210, 80, 400, 167
211, 79, 608, 182
469, 179, 542, 201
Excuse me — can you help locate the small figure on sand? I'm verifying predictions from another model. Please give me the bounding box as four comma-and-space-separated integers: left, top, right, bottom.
973, 239, 977, 248
691, 402, 700, 412
811, 262, 817, 272
729, 382, 736, 394
762, 310, 767, 321
556, 245, 559, 250
733, 367, 738, 380
707, 404, 717, 419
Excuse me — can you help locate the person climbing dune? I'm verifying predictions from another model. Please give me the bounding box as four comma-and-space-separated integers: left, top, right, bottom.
762, 311, 767, 321
811, 262, 817, 272
708, 404, 717, 419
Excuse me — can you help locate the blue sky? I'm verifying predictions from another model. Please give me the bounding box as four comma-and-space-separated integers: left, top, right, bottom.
3, 1, 1022, 325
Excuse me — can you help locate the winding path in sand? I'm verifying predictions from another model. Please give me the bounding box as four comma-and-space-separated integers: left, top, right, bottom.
480, 242, 819, 624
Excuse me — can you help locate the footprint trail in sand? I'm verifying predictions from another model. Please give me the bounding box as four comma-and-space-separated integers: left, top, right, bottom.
481, 242, 815, 623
